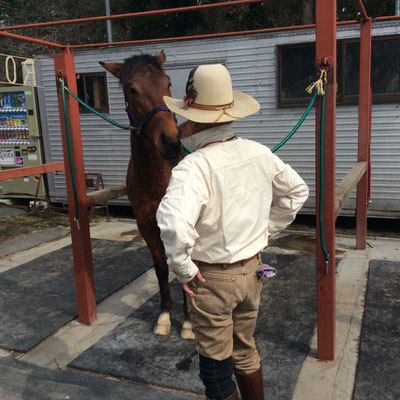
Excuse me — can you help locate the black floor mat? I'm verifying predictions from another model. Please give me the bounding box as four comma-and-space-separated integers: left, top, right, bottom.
70, 252, 317, 400
353, 259, 400, 400
0, 239, 152, 352
0, 357, 199, 400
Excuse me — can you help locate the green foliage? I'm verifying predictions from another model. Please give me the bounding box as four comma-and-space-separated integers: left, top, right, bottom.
337, 0, 396, 20
0, 0, 397, 58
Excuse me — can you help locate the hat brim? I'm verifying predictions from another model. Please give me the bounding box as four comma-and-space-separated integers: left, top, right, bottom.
163, 91, 260, 123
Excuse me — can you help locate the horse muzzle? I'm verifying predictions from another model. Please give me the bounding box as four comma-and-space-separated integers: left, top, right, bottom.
160, 130, 183, 160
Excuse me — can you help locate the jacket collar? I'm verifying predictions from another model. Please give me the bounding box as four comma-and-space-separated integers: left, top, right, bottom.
181, 124, 236, 152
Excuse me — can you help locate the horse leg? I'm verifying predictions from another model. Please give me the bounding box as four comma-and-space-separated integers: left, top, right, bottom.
137, 219, 172, 336
180, 287, 195, 340
153, 256, 172, 336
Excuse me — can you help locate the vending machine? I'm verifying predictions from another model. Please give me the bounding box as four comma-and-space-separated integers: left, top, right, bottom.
0, 85, 46, 199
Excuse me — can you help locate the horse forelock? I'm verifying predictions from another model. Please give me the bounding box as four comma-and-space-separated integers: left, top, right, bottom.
120, 54, 163, 84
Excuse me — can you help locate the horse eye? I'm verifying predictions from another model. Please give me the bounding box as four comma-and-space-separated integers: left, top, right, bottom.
129, 87, 137, 95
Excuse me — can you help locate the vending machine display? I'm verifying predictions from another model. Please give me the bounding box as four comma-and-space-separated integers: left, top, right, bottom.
0, 86, 46, 199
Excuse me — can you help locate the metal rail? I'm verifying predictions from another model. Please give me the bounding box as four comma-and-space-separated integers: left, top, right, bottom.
0, 0, 269, 31
0, 30, 64, 48
354, 0, 369, 21
0, 162, 65, 181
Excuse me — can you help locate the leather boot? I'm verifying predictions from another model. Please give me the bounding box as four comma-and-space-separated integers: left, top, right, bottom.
206, 387, 239, 400
234, 367, 264, 400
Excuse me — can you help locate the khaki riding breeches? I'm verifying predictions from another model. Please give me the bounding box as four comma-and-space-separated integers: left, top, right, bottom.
188, 256, 263, 374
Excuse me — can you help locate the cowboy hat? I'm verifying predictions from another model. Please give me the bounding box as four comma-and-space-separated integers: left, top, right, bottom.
163, 64, 260, 124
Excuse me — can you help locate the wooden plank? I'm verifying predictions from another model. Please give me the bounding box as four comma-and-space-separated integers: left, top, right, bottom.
335, 162, 368, 218
0, 162, 65, 181
86, 184, 127, 205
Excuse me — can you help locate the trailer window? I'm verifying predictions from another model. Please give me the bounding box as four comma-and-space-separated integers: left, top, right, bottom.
76, 72, 109, 113
278, 36, 400, 107
278, 43, 343, 107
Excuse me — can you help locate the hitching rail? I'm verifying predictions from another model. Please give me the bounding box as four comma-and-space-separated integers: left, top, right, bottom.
335, 162, 368, 218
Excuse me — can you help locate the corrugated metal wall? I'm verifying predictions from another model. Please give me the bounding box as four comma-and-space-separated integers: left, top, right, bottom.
37, 20, 400, 217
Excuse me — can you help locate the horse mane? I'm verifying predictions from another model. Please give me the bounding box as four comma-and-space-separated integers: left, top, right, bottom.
121, 54, 163, 82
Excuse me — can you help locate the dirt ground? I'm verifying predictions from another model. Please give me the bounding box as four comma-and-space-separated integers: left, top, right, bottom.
0, 204, 106, 244
1, 203, 399, 245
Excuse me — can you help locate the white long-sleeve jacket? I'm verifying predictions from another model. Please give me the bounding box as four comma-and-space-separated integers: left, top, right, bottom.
156, 125, 309, 283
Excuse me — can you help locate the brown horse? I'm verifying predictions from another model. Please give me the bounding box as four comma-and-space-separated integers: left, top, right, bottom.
100, 52, 194, 339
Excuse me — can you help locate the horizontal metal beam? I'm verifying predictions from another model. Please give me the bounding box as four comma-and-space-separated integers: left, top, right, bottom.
0, 162, 65, 181
0, 0, 269, 31
335, 162, 368, 218
0, 30, 65, 48
86, 184, 127, 207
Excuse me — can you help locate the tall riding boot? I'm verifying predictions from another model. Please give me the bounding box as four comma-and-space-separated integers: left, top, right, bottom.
206, 387, 239, 400
234, 367, 264, 400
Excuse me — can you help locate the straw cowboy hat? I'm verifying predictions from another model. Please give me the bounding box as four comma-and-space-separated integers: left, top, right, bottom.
163, 64, 260, 124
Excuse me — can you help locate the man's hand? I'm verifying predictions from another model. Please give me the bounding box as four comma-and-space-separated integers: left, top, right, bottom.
181, 271, 206, 297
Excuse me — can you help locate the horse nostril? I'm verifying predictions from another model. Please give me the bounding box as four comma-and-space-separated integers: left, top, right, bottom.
161, 132, 182, 158
161, 132, 179, 146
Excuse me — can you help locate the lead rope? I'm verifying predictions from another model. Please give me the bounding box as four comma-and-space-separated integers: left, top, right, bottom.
307, 70, 330, 274
60, 79, 80, 231
60, 73, 329, 266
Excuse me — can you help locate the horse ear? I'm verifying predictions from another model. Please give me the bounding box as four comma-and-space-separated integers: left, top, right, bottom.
99, 61, 123, 78
156, 50, 167, 66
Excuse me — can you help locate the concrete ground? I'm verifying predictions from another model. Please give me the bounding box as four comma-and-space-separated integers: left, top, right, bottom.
0, 218, 399, 400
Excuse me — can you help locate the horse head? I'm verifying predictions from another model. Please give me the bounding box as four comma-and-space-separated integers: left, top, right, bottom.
100, 51, 182, 160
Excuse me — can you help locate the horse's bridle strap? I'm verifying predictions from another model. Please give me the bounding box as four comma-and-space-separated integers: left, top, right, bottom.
125, 104, 172, 134
189, 101, 234, 111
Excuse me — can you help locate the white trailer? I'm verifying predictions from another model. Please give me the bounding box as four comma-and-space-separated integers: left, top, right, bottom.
35, 19, 400, 218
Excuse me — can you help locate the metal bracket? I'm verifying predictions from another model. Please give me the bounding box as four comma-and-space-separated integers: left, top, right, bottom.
318, 57, 333, 73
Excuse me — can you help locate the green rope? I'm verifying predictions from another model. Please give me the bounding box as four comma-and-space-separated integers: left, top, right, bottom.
183, 89, 318, 156
60, 79, 327, 260
271, 89, 318, 153
319, 84, 330, 267
61, 80, 80, 229
63, 85, 130, 130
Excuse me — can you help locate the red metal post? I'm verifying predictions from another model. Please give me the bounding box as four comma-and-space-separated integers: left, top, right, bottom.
315, 0, 337, 361
53, 47, 97, 325
356, 18, 372, 250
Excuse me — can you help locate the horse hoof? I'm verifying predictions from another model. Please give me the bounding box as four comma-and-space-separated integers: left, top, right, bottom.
180, 327, 195, 340
153, 322, 171, 336
153, 312, 171, 336
180, 320, 195, 340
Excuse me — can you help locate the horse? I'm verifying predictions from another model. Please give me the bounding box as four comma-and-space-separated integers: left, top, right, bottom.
100, 51, 194, 339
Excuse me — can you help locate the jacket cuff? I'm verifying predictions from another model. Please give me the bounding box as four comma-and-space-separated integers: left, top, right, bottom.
175, 261, 199, 283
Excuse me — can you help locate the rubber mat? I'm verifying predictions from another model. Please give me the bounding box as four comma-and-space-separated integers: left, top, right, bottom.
0, 239, 152, 352
70, 252, 318, 399
0, 357, 199, 400
353, 259, 400, 400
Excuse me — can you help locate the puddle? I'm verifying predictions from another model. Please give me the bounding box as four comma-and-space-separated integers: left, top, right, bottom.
270, 233, 346, 257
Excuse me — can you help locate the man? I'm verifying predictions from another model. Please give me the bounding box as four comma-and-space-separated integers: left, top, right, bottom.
156, 64, 309, 400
